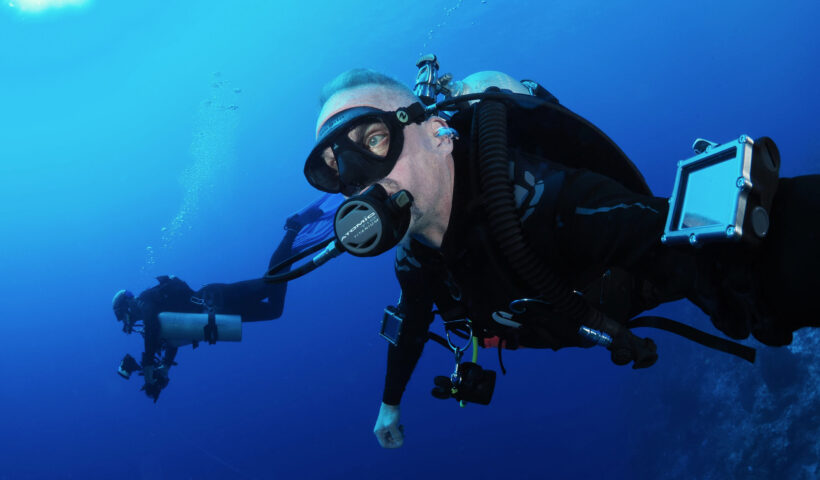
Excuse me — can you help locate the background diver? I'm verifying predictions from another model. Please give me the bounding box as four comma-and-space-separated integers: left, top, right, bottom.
296, 64, 820, 448
112, 195, 340, 402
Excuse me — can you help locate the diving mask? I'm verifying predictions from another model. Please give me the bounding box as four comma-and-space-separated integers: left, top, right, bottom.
113, 289, 138, 333
304, 103, 428, 196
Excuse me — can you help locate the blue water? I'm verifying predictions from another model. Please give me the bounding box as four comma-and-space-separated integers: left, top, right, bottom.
1, 1, 819, 478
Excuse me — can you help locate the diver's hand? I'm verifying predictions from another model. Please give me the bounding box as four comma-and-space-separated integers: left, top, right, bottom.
373, 402, 404, 448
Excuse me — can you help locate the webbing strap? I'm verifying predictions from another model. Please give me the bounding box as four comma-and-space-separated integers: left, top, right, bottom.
428, 332, 450, 350
204, 311, 218, 345
628, 316, 756, 363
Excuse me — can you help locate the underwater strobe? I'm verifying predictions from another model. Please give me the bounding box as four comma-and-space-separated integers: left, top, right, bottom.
265, 185, 414, 283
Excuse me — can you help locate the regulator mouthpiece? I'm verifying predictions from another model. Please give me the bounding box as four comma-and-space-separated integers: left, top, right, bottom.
334, 184, 414, 257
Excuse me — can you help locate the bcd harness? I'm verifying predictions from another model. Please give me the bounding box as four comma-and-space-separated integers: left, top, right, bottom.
407, 89, 756, 401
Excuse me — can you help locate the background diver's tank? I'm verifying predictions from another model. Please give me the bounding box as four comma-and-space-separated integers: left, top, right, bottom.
158, 312, 242, 347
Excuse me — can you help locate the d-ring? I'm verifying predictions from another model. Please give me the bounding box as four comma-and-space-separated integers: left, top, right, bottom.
509, 298, 551, 315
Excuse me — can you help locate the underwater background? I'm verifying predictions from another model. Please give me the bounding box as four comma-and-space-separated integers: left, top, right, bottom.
1, 0, 819, 478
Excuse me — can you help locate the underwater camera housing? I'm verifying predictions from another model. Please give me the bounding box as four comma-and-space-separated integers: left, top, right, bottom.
662, 135, 780, 247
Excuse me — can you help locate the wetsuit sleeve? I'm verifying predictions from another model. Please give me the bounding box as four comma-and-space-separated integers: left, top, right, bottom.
548, 168, 705, 319
553, 169, 670, 275
382, 243, 435, 406
197, 228, 298, 321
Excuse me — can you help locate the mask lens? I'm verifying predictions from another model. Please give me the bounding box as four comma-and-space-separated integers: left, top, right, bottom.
307, 106, 407, 192
321, 119, 392, 173
307, 116, 399, 195
346, 120, 391, 158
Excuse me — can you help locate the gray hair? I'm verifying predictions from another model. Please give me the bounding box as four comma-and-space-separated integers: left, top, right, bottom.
318, 68, 416, 106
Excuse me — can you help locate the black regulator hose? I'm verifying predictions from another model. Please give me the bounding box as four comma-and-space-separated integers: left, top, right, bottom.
263, 184, 413, 284
474, 99, 656, 366
264, 237, 339, 283
475, 100, 587, 321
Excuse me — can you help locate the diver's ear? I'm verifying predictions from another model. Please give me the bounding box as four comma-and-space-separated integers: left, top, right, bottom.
427, 116, 455, 153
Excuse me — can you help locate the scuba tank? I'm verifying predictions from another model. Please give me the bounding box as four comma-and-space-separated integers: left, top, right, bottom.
158, 312, 242, 347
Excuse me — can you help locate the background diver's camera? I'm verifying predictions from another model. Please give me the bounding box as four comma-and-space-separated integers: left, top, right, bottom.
431, 362, 496, 405
117, 354, 141, 380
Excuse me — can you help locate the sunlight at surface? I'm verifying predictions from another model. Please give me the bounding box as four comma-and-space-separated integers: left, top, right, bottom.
8, 0, 89, 13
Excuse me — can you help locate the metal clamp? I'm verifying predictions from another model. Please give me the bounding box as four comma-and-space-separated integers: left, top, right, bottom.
443, 319, 473, 390
443, 319, 473, 354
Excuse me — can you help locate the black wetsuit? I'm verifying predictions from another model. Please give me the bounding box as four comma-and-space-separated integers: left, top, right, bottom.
382, 125, 820, 405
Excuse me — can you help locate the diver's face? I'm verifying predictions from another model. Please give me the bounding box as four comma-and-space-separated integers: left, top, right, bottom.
115, 298, 140, 334
316, 86, 454, 238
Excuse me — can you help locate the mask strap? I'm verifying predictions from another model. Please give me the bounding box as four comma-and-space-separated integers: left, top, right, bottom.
394, 102, 428, 126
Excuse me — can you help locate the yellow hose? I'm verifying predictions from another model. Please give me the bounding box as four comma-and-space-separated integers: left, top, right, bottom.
471, 336, 479, 363
459, 337, 480, 408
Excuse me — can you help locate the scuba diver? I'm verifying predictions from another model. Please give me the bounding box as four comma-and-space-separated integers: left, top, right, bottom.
113, 195, 341, 402
288, 57, 820, 448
